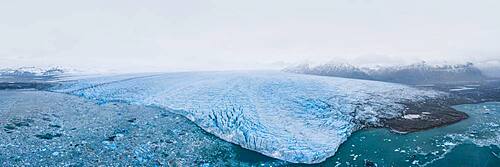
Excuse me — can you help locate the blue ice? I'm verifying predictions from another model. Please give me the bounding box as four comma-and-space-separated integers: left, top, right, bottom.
51, 71, 440, 163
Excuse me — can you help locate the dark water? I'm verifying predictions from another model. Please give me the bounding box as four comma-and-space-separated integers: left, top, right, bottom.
242, 102, 500, 167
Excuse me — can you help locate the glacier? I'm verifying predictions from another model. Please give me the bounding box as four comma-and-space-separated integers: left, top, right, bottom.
50, 71, 441, 164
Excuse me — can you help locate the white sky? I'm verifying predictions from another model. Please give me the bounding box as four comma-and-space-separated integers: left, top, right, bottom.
1, 0, 499, 72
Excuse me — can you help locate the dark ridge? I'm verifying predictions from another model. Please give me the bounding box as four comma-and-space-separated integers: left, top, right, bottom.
431, 79, 500, 103
0, 82, 56, 90
0, 67, 65, 90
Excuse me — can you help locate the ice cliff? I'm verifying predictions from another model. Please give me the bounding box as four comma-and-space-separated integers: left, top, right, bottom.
50, 71, 441, 163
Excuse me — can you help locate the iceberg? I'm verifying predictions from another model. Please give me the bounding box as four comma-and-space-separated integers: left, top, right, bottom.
50, 71, 441, 163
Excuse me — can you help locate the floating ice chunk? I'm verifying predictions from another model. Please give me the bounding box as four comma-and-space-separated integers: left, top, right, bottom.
50, 71, 441, 163
403, 114, 421, 119
449, 87, 476, 92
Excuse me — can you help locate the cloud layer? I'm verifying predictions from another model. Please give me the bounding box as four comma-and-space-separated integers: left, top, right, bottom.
1, 0, 499, 72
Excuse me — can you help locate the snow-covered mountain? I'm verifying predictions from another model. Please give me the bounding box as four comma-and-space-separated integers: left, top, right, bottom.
365, 62, 485, 84
0, 67, 65, 77
284, 62, 486, 84
50, 71, 441, 164
283, 63, 372, 80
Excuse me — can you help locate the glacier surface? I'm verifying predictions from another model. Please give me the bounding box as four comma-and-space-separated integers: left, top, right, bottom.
50, 71, 441, 163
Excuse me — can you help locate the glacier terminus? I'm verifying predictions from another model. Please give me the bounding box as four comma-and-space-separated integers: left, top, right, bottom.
50, 71, 442, 164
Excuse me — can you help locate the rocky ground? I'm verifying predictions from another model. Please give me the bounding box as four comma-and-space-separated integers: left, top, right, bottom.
0, 90, 283, 166
383, 100, 469, 133
383, 78, 500, 133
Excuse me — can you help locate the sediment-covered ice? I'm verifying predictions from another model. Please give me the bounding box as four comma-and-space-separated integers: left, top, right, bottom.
50, 71, 441, 163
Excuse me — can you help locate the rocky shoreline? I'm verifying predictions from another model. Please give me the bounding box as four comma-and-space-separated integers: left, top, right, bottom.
383, 100, 469, 133
383, 79, 500, 133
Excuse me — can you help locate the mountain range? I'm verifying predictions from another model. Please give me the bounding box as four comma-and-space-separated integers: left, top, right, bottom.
283, 62, 487, 84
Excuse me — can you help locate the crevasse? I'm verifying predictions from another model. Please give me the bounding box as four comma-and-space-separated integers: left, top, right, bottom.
50, 71, 441, 164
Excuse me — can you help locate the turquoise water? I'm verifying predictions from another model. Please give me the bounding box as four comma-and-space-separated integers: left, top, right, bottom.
242, 102, 500, 166
310, 102, 500, 167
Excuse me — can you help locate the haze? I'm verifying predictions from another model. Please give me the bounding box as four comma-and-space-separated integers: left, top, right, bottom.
1, 0, 499, 73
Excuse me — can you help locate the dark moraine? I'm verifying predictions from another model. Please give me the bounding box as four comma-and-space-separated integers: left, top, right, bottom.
383, 78, 500, 133
0, 82, 55, 90
383, 100, 469, 133
0, 75, 58, 90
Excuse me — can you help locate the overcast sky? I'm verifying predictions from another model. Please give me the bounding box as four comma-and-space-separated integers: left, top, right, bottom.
1, 0, 499, 72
